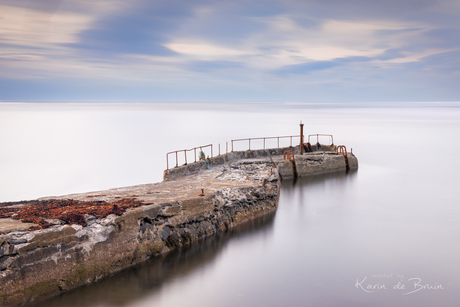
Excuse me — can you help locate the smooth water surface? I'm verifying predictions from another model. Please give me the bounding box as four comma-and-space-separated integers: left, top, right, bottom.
1, 102, 460, 306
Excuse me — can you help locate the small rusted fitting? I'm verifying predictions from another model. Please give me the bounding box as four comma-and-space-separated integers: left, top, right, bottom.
199, 189, 205, 196
283, 150, 295, 162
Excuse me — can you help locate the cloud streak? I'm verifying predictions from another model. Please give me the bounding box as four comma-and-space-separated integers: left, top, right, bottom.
1, 0, 460, 102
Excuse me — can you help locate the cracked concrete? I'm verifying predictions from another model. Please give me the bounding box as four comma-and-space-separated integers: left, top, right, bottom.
0, 145, 357, 306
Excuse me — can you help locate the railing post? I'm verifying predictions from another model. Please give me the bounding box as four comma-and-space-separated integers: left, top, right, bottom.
168, 135, 311, 169
300, 121, 304, 155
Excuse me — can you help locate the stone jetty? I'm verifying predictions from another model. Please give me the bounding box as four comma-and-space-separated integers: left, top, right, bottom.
0, 145, 357, 306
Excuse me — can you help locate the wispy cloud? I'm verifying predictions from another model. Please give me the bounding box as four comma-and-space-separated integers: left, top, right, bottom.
1, 0, 460, 101
0, 5, 96, 47
0, 0, 131, 79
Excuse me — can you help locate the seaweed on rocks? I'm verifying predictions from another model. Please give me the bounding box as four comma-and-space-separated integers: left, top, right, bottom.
0, 198, 145, 230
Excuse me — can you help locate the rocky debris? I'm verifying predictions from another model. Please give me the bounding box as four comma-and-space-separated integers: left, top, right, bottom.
216, 161, 275, 183
161, 226, 171, 240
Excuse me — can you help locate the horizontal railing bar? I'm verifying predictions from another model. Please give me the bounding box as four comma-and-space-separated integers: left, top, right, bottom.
166, 144, 213, 155
307, 134, 333, 137
166, 144, 213, 170
231, 135, 300, 142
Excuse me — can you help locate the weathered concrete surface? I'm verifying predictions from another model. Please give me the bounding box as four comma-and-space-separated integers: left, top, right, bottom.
0, 219, 36, 233
0, 145, 357, 306
0, 159, 279, 306
163, 145, 357, 181
275, 152, 358, 179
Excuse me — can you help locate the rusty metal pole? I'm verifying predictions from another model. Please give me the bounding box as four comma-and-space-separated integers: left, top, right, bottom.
300, 121, 304, 155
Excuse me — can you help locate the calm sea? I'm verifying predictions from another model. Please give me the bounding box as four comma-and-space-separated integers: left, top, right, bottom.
1, 102, 460, 307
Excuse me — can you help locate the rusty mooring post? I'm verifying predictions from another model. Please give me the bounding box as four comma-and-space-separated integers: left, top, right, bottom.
300, 121, 304, 155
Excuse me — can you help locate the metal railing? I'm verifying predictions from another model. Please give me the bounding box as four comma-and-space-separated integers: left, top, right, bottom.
231, 135, 300, 152
166, 144, 213, 170
307, 134, 334, 145
165, 133, 334, 169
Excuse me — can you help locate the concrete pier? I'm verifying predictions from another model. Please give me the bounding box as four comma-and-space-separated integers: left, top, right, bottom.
0, 145, 357, 306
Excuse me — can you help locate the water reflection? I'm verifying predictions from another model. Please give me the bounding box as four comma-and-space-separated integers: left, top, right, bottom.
282, 168, 358, 190
30, 212, 276, 307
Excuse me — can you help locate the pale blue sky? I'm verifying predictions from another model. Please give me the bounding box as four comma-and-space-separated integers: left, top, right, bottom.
1, 0, 460, 102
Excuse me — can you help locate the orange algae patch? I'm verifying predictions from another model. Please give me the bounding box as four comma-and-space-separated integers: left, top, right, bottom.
0, 198, 145, 230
